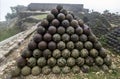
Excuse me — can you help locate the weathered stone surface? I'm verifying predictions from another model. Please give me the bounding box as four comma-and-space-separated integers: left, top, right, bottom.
0, 22, 38, 63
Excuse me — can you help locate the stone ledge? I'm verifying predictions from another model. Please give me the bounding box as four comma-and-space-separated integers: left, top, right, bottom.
0, 22, 39, 63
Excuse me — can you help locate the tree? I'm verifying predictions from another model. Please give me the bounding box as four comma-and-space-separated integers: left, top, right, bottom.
116, 12, 119, 15
5, 5, 26, 20
11, 5, 26, 13
103, 10, 110, 14
5, 13, 17, 21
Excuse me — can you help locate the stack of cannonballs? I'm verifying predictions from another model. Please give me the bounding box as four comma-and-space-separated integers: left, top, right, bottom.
11, 5, 112, 77
106, 27, 120, 53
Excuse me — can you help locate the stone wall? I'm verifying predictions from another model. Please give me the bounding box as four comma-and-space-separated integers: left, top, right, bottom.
18, 11, 48, 19
28, 3, 84, 12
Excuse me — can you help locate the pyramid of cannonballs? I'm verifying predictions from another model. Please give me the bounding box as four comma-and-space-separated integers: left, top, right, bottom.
12, 5, 112, 77
106, 27, 120, 53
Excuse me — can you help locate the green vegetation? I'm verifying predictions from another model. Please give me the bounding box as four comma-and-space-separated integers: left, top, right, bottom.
32, 14, 47, 20
1, 3, 46, 41
73, 69, 120, 79
5, 5, 26, 21
99, 35, 108, 46
0, 14, 47, 42
0, 26, 21, 42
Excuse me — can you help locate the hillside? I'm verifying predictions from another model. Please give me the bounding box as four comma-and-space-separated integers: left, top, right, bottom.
0, 14, 47, 42
0, 18, 21, 42
77, 12, 111, 37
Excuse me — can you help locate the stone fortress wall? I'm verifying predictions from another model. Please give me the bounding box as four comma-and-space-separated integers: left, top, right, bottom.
18, 3, 89, 18
27, 3, 85, 12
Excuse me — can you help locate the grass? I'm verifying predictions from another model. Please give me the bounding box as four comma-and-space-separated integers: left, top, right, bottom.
32, 14, 47, 20
99, 35, 108, 46
72, 69, 120, 79
0, 26, 21, 42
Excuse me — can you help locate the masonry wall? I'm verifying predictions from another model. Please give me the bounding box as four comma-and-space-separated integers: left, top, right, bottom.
28, 3, 84, 12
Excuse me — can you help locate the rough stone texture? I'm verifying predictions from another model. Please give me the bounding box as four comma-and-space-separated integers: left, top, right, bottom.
0, 22, 38, 63
28, 3, 84, 12
19, 11, 48, 19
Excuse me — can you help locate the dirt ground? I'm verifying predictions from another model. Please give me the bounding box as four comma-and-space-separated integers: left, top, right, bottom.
0, 34, 120, 79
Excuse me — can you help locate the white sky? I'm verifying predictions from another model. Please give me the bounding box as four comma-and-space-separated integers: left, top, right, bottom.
0, 0, 120, 21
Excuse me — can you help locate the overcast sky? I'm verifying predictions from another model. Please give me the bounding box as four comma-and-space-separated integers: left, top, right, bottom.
0, 0, 120, 21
